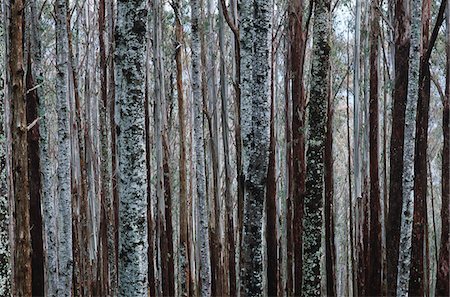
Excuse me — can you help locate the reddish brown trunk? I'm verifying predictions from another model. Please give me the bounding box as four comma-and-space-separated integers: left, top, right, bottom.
386, 0, 409, 294
367, 2, 381, 295
26, 51, 44, 297
289, 0, 307, 294
174, 1, 191, 295
9, 0, 32, 294
325, 78, 336, 297
409, 0, 430, 294
266, 38, 278, 297
163, 135, 175, 297
436, 27, 450, 295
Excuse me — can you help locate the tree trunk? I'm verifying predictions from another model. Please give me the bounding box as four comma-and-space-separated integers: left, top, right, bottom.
115, 0, 149, 295
289, 0, 307, 294
386, 0, 410, 293
9, 0, 32, 294
367, 1, 382, 295
325, 69, 336, 297
302, 0, 330, 295
191, 0, 212, 295
218, 2, 236, 295
55, 0, 73, 294
436, 2, 450, 293
409, 0, 430, 293
240, 0, 271, 295
396, 0, 421, 293
174, 1, 191, 295
26, 2, 44, 295
266, 25, 278, 295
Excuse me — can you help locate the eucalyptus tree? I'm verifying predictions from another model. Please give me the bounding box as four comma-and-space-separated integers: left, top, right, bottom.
302, 0, 331, 295
239, 0, 271, 295
396, 0, 422, 293
115, 0, 149, 295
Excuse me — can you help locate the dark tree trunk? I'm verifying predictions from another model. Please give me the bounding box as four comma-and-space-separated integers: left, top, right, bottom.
289, 0, 307, 295
436, 4, 450, 291
367, 1, 382, 295
325, 74, 336, 297
26, 48, 44, 297
386, 0, 410, 294
9, 0, 32, 294
266, 36, 278, 296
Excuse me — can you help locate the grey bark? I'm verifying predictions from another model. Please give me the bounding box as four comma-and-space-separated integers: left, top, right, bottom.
239, 0, 271, 296
302, 0, 331, 295
191, 0, 212, 295
115, 0, 149, 295
55, 0, 73, 295
396, 0, 422, 294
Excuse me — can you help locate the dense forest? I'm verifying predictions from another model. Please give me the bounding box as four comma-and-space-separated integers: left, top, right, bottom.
0, 0, 449, 296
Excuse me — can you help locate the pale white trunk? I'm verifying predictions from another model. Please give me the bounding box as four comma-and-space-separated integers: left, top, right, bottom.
55, 0, 73, 295
396, 0, 422, 294
191, 0, 212, 295
115, 0, 149, 295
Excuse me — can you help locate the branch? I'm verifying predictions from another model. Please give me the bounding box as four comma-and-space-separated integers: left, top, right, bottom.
422, 0, 447, 67
220, 0, 239, 37
27, 117, 41, 131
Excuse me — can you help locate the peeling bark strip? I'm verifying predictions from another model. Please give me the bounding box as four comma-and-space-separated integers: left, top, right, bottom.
191, 0, 212, 295
115, 0, 149, 296
239, 0, 271, 296
396, 0, 421, 293
302, 0, 331, 295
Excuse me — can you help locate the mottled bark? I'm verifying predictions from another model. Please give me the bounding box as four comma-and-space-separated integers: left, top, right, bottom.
396, 0, 421, 293
115, 0, 149, 295
191, 0, 212, 295
55, 0, 73, 294
302, 0, 330, 295
367, 1, 382, 295
9, 0, 32, 295
386, 0, 409, 293
240, 0, 271, 295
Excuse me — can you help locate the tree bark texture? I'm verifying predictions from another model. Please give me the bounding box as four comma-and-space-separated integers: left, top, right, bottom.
240, 0, 271, 295
302, 0, 330, 295
115, 0, 149, 295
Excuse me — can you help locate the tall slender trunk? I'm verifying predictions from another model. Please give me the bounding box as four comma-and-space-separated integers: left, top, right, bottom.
302, 0, 330, 295
266, 23, 278, 295
174, 1, 191, 295
325, 68, 336, 297
115, 0, 149, 295
289, 0, 307, 294
26, 2, 44, 295
9, 0, 32, 294
191, 0, 212, 294
55, 0, 73, 294
240, 0, 271, 295
218, 2, 236, 295
396, 0, 421, 293
367, 1, 381, 295
436, 2, 450, 293
409, 0, 430, 293
386, 0, 410, 293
